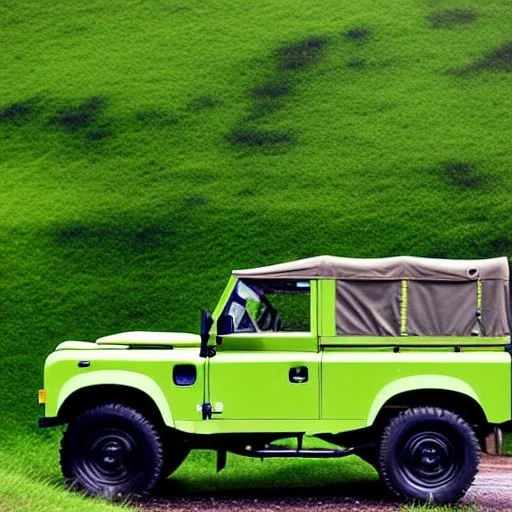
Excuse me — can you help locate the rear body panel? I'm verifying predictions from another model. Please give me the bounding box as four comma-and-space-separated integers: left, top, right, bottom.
321, 349, 511, 424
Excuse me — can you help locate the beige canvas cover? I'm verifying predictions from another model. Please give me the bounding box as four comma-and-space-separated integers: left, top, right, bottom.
234, 256, 510, 337
233, 255, 508, 281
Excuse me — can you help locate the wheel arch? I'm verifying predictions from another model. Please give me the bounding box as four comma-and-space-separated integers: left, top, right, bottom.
367, 375, 487, 429
57, 370, 173, 428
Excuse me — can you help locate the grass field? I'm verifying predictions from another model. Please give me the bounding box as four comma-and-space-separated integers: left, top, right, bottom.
1, 0, 512, 509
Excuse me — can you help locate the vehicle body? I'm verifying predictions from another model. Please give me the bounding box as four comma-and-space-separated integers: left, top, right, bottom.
39, 255, 512, 502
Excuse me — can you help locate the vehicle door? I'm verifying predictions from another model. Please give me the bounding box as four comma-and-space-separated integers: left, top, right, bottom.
207, 279, 320, 421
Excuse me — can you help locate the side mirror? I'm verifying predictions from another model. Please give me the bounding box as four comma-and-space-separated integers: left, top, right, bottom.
217, 314, 234, 336
201, 309, 214, 336
199, 309, 213, 358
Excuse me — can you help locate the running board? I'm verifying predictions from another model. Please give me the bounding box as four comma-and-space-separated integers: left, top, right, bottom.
232, 446, 357, 459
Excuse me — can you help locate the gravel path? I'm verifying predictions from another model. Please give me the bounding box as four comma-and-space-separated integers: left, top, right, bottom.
461, 456, 512, 510
137, 456, 512, 511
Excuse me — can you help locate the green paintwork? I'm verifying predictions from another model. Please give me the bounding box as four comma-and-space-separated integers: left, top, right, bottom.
42, 276, 512, 438
208, 351, 320, 420
367, 374, 479, 425
320, 336, 509, 346
43, 348, 205, 425
218, 333, 317, 352
212, 276, 237, 322
58, 370, 175, 426
96, 331, 201, 347
321, 351, 511, 424
310, 281, 319, 336
55, 341, 128, 351
173, 419, 363, 435
318, 279, 336, 337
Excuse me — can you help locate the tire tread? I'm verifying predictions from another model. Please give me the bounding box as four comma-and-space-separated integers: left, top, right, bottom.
379, 406, 480, 503
60, 403, 164, 496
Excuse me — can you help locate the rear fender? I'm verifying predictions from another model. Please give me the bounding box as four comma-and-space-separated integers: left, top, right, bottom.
367, 374, 481, 426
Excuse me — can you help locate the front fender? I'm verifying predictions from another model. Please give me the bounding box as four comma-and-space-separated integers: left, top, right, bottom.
366, 374, 481, 426
57, 370, 174, 427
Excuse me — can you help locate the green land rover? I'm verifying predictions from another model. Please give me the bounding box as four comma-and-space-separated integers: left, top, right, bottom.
39, 255, 512, 503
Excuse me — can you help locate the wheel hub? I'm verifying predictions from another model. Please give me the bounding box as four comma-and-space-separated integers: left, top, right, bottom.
101, 441, 123, 468
79, 428, 139, 485
402, 430, 458, 487
413, 440, 448, 474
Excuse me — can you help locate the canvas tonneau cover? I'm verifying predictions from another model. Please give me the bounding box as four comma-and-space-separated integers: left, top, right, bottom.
233, 255, 508, 281
234, 256, 510, 338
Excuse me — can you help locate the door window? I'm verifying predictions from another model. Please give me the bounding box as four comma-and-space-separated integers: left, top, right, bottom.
223, 279, 311, 333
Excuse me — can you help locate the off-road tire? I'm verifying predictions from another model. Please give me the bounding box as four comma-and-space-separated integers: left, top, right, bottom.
60, 403, 164, 497
379, 406, 479, 503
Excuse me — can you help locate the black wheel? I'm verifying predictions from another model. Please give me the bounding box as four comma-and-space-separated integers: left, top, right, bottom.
60, 403, 164, 497
379, 407, 479, 503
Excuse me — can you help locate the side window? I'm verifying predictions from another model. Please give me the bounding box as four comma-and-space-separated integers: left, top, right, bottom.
264, 287, 310, 332
223, 279, 311, 333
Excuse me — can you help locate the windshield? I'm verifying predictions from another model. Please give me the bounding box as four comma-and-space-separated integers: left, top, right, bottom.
225, 281, 276, 332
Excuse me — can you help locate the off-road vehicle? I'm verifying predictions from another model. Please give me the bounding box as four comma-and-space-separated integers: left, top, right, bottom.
39, 256, 512, 502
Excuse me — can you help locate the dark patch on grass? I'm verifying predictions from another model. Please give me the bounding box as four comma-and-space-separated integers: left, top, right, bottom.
346, 58, 366, 69
427, 8, 477, 29
451, 42, 512, 75
133, 226, 174, 252
275, 36, 329, 71
0, 98, 37, 122
247, 80, 292, 120
229, 128, 295, 146
228, 34, 328, 151
136, 109, 180, 126
183, 196, 207, 208
57, 224, 92, 246
472, 41, 512, 72
249, 101, 284, 120
251, 81, 292, 99
187, 95, 220, 111
55, 222, 174, 253
85, 128, 111, 141
51, 96, 105, 132
439, 161, 485, 189
345, 26, 371, 42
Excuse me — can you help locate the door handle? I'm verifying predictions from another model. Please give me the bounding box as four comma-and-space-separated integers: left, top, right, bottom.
289, 366, 308, 384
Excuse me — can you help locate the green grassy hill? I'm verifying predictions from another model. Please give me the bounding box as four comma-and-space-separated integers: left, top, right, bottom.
1, 0, 511, 509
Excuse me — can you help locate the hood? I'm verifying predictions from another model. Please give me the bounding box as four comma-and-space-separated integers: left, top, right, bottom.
95, 331, 201, 348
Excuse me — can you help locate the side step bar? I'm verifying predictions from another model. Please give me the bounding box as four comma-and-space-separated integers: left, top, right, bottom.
216, 439, 375, 472
231, 446, 357, 459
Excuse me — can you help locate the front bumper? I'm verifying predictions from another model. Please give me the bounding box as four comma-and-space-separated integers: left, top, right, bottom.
38, 417, 63, 428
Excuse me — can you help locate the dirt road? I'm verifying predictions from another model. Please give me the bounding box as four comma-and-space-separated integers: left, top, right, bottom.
461, 456, 512, 510
137, 456, 512, 511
